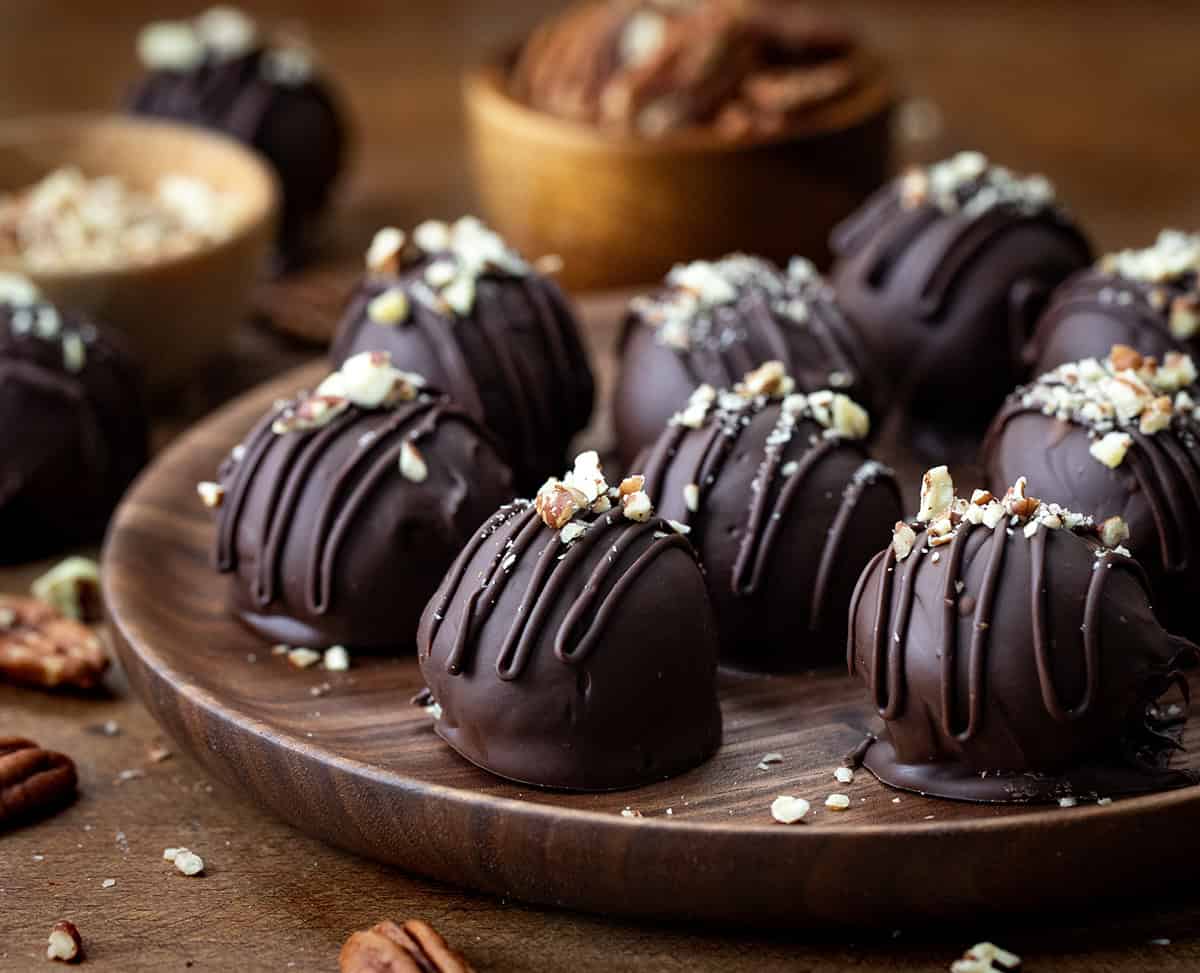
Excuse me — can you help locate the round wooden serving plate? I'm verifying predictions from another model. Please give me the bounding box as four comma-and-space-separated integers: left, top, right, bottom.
104, 361, 1200, 927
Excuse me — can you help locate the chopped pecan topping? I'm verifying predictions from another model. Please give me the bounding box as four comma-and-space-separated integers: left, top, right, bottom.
46, 918, 83, 963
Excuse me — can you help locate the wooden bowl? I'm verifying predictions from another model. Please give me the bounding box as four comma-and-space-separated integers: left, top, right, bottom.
464, 55, 894, 291
0, 114, 278, 386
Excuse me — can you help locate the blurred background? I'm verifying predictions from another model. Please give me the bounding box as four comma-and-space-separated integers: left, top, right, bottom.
5, 0, 1199, 262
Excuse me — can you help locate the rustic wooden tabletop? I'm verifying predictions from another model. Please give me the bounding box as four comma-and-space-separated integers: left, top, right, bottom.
3, 1, 1200, 969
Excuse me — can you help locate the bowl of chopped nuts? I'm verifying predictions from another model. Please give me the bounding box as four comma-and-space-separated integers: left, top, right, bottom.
464, 1, 894, 291
0, 114, 278, 385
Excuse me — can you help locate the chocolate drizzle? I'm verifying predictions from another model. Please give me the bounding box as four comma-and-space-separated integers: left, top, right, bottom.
213, 388, 514, 651
425, 502, 694, 681
849, 505, 1198, 803
416, 496, 723, 791
331, 261, 594, 490
642, 389, 900, 668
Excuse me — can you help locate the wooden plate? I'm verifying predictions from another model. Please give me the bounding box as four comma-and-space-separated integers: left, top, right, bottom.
103, 360, 1200, 926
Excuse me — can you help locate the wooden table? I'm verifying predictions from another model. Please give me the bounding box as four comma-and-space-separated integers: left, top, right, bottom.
4, 2, 1200, 969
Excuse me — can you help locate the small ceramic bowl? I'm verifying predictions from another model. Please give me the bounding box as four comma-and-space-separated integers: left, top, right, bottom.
464, 53, 894, 291
0, 114, 278, 386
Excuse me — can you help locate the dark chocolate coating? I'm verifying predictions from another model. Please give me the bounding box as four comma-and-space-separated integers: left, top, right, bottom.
984, 407, 1200, 641
330, 261, 594, 491
613, 269, 873, 468
1028, 269, 1199, 375
213, 391, 514, 652
830, 185, 1091, 448
642, 402, 901, 670
848, 520, 1196, 802
127, 47, 345, 264
0, 302, 148, 563
417, 502, 723, 791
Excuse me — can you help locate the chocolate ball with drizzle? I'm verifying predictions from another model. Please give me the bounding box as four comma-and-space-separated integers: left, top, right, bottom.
830, 151, 1091, 454
613, 254, 873, 468
0, 275, 149, 563
330, 219, 595, 491
206, 351, 515, 652
640, 361, 901, 670
417, 451, 722, 791
984, 344, 1200, 640
1029, 230, 1200, 375
127, 7, 346, 264
849, 467, 1197, 804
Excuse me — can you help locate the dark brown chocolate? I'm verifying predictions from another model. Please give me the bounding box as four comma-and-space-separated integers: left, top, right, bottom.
1029, 231, 1200, 374
126, 8, 345, 266
330, 220, 594, 491
417, 457, 722, 791
830, 152, 1091, 456
0, 278, 148, 564
848, 469, 1197, 803
614, 255, 873, 468
984, 346, 1200, 640
640, 363, 900, 670
210, 353, 515, 652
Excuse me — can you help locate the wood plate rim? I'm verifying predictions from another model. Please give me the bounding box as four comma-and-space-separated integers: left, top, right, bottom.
103, 360, 1200, 926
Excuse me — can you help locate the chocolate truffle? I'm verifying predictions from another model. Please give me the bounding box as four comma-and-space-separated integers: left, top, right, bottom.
127, 6, 345, 264
849, 467, 1197, 803
984, 344, 1200, 639
1029, 230, 1200, 375
830, 151, 1091, 453
207, 351, 515, 652
330, 219, 595, 490
0, 275, 148, 563
417, 452, 722, 791
641, 361, 901, 669
613, 254, 873, 467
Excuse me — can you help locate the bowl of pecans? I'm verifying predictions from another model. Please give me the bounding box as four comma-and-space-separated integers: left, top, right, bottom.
0, 113, 278, 385
464, 0, 894, 291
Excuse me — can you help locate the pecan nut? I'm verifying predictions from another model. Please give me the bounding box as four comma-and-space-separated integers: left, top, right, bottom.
340, 919, 474, 973
0, 737, 78, 829
0, 596, 108, 690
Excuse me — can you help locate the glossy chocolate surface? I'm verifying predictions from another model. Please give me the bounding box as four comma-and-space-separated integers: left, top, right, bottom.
417, 501, 722, 791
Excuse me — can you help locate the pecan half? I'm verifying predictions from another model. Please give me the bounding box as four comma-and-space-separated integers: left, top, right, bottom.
0, 596, 108, 690
340, 919, 474, 973
0, 737, 78, 829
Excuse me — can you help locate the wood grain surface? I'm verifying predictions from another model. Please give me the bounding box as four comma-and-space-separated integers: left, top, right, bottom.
4, 0, 1200, 970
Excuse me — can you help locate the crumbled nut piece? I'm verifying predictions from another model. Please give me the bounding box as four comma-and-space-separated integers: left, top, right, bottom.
1109, 344, 1144, 373
138, 20, 205, 71
46, 918, 83, 963
1058, 796, 1078, 808
905, 151, 1055, 217
683, 483, 700, 512
271, 393, 349, 435
533, 253, 564, 275
917, 466, 954, 523
757, 752, 784, 770
367, 288, 410, 326
399, 441, 429, 483
324, 646, 350, 672
31, 558, 102, 623
163, 846, 205, 876
665, 520, 691, 535
1099, 516, 1130, 549
618, 475, 645, 498
621, 490, 654, 522
1139, 395, 1174, 435
834, 766, 854, 784
559, 521, 589, 545
271, 643, 289, 656
0, 596, 107, 690
1160, 350, 1198, 388
1090, 431, 1133, 469
287, 648, 321, 669
563, 451, 609, 505
892, 522, 917, 561
740, 360, 794, 399
0, 737, 77, 828
620, 806, 643, 818
951, 941, 1022, 972
147, 743, 172, 763
366, 227, 406, 274
770, 795, 810, 824
100, 879, 115, 889
824, 793, 851, 811
413, 220, 452, 253
332, 351, 424, 409
535, 480, 585, 529
830, 394, 870, 439
196, 481, 225, 509
971, 489, 993, 506
340, 919, 475, 973
670, 384, 717, 428
1170, 295, 1200, 339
